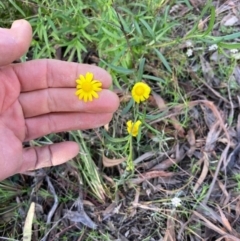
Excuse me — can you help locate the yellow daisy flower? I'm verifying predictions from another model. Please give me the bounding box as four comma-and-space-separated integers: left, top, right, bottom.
127, 120, 142, 137
131, 82, 151, 103
75, 72, 102, 102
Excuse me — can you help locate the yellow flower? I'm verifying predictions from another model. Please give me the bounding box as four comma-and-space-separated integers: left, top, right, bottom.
75, 72, 102, 102
127, 120, 142, 137
131, 82, 151, 103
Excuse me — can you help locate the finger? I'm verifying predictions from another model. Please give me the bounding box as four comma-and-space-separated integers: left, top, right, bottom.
21, 142, 79, 172
0, 20, 32, 66
19, 89, 119, 118
10, 59, 112, 92
24, 112, 113, 141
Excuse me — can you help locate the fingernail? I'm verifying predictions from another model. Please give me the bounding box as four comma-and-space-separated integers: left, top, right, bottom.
11, 20, 25, 29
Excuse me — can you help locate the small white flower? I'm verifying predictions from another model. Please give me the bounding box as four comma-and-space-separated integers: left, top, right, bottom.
186, 49, 193, 57
208, 44, 218, 51
171, 197, 182, 207
232, 53, 240, 60
186, 40, 193, 48
230, 49, 238, 54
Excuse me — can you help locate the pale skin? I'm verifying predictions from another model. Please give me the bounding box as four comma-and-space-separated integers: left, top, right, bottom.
0, 20, 119, 180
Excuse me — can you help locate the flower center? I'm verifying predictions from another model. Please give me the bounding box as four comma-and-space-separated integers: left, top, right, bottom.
82, 82, 93, 92
135, 86, 144, 96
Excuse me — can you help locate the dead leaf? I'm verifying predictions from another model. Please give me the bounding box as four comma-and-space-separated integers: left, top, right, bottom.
197, 202, 223, 223
189, 70, 229, 103
217, 205, 232, 233
189, 0, 202, 9
170, 117, 185, 136
130, 171, 175, 185
193, 153, 209, 193
233, 65, 240, 86
200, 56, 216, 85
102, 202, 118, 220
187, 129, 195, 146
205, 121, 221, 152
198, 19, 204, 31
152, 91, 166, 109
23, 202, 35, 241
151, 158, 178, 171
133, 151, 158, 165
232, 198, 240, 226
64, 197, 97, 229
152, 92, 185, 136
237, 113, 240, 140
151, 143, 186, 170
222, 14, 239, 26
130, 188, 140, 217
102, 154, 126, 167
216, 178, 230, 206
187, 130, 196, 156
163, 211, 176, 241
65, 209, 97, 229
193, 211, 240, 241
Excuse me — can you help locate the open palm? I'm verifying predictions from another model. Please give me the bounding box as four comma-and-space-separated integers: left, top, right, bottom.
0, 20, 119, 180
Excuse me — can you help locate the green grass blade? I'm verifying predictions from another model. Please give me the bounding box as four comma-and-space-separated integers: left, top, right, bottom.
137, 57, 145, 81
185, 0, 212, 37
218, 42, 240, 49
100, 59, 135, 74
202, 7, 215, 36
154, 48, 172, 73
121, 99, 134, 115
139, 18, 155, 39
9, 0, 26, 17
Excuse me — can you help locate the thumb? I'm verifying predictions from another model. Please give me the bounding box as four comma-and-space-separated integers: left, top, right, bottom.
0, 19, 32, 66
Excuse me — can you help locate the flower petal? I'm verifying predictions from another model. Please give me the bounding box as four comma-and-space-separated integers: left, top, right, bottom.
91, 91, 99, 98
76, 79, 82, 84
88, 94, 93, 102
86, 72, 93, 81
79, 75, 85, 82
75, 89, 82, 95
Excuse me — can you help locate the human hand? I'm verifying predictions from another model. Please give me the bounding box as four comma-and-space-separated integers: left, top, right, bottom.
0, 20, 119, 180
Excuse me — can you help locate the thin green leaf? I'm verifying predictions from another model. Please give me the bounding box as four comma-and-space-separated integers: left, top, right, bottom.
139, 18, 155, 39
122, 99, 134, 115
151, 23, 178, 44
215, 32, 240, 41
128, 3, 147, 9
9, 0, 26, 17
101, 60, 135, 74
133, 19, 143, 36
185, 0, 212, 37
0, 2, 5, 8
137, 57, 145, 81
183, 0, 193, 8
218, 42, 240, 49
101, 27, 119, 39
154, 48, 172, 73
142, 74, 164, 82
117, 13, 131, 33
102, 130, 129, 143
117, 6, 134, 16
202, 7, 215, 36
163, 5, 170, 27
